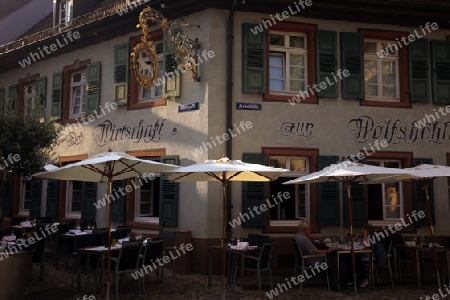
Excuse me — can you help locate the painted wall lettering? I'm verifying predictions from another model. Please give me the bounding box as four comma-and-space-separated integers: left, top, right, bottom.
94, 119, 167, 147
281, 122, 314, 137
348, 115, 450, 144
66, 132, 83, 147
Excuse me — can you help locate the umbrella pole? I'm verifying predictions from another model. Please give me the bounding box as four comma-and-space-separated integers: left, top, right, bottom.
424, 181, 441, 289
105, 180, 112, 300
346, 182, 357, 293
221, 181, 227, 298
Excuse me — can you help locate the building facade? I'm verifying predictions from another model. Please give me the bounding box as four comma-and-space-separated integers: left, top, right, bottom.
0, 0, 449, 275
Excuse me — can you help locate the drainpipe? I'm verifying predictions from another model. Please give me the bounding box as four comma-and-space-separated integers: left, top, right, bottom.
226, 0, 237, 240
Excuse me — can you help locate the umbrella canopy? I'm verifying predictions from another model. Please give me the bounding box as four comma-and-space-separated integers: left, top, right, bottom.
283, 160, 409, 292
165, 156, 287, 294
32, 151, 180, 300
34, 151, 178, 181
363, 163, 450, 290
166, 157, 288, 182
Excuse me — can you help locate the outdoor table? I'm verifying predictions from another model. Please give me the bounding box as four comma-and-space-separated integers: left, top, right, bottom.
334, 246, 373, 292
208, 245, 261, 290
393, 244, 447, 288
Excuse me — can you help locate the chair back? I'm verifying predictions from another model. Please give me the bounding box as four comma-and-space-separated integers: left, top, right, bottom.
291, 239, 304, 265
158, 231, 176, 247
57, 221, 75, 234
247, 233, 271, 247
259, 242, 274, 269
143, 239, 166, 266
117, 240, 143, 271
31, 237, 46, 263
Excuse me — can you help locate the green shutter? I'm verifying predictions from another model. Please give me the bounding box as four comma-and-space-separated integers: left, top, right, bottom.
35, 77, 47, 118
163, 29, 181, 99
409, 38, 430, 102
431, 40, 450, 104
8, 84, 18, 112
46, 180, 59, 218
318, 156, 340, 227
159, 155, 180, 227
81, 182, 97, 223
340, 32, 364, 100
0, 87, 4, 115
242, 23, 266, 94
413, 158, 435, 227
86, 61, 101, 115
52, 72, 62, 118
316, 30, 338, 98
242, 153, 267, 228
343, 181, 367, 228
30, 178, 42, 218
3, 180, 13, 217
112, 180, 126, 223
114, 44, 129, 106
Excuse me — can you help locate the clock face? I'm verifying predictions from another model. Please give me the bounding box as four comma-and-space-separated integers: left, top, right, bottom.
131, 40, 159, 88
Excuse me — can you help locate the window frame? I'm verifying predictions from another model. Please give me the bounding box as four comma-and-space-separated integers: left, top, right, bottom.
19, 177, 32, 216
125, 149, 166, 230
129, 32, 167, 110
263, 22, 317, 104
59, 0, 72, 28
69, 70, 87, 118
62, 59, 91, 123
262, 147, 319, 233
65, 180, 82, 218
134, 174, 160, 223
359, 29, 410, 108
18, 73, 39, 114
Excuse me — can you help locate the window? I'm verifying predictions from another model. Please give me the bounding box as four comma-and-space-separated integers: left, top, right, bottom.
357, 29, 409, 107
269, 32, 307, 94
70, 71, 87, 117
269, 156, 310, 223
366, 160, 403, 220
138, 42, 163, 102
19, 177, 32, 215
23, 84, 36, 115
66, 180, 82, 217
59, 0, 72, 28
134, 176, 160, 222
364, 40, 399, 101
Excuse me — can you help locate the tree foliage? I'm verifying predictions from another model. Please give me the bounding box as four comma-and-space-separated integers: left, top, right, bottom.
0, 111, 61, 178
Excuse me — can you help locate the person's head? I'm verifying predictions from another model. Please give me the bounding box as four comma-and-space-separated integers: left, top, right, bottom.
297, 220, 311, 235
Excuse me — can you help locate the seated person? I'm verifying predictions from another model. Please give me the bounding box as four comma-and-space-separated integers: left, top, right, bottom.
294, 220, 336, 266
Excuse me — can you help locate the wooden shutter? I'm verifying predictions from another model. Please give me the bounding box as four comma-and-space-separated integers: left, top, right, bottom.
0, 87, 4, 115
163, 29, 181, 99
86, 61, 101, 115
46, 180, 59, 218
431, 40, 450, 104
35, 77, 47, 118
413, 158, 435, 227
112, 180, 126, 223
340, 32, 364, 99
159, 155, 180, 227
30, 178, 42, 218
242, 153, 267, 228
81, 182, 97, 223
52, 72, 62, 118
242, 23, 266, 94
343, 181, 367, 228
316, 30, 338, 98
8, 84, 18, 111
318, 156, 340, 227
3, 180, 13, 217
114, 44, 129, 106
409, 38, 430, 102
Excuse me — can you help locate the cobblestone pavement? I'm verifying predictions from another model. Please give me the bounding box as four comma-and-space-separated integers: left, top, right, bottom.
25, 262, 444, 300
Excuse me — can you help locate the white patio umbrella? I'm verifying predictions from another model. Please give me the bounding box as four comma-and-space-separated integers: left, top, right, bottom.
283, 160, 410, 292
165, 156, 287, 296
33, 151, 180, 300
363, 163, 450, 289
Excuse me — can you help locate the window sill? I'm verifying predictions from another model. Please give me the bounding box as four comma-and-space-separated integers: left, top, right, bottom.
127, 220, 161, 231
360, 99, 411, 108
129, 98, 167, 110
263, 93, 318, 104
